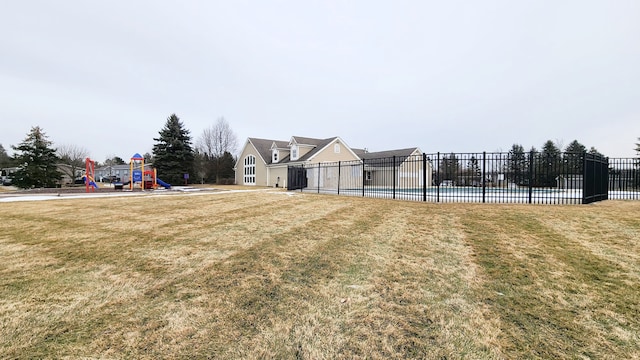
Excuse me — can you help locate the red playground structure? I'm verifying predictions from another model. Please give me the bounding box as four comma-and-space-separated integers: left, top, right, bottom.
85, 157, 98, 193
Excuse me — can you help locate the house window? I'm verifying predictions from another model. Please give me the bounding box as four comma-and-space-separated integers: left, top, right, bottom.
244, 155, 256, 184
334, 143, 341, 153
291, 145, 299, 160
272, 150, 279, 163
365, 171, 372, 181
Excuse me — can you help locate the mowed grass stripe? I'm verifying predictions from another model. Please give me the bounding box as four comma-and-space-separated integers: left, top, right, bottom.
460, 204, 640, 359
2, 191, 357, 357
0, 191, 639, 359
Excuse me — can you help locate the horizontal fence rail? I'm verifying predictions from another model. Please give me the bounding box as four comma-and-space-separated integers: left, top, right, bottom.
288, 152, 640, 204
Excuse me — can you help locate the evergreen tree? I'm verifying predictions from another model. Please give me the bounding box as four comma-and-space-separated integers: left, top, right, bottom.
193, 149, 209, 183
216, 151, 236, 182
538, 140, 561, 187
466, 156, 481, 186
112, 156, 126, 165
588, 147, 604, 157
564, 140, 587, 174
438, 153, 459, 185
152, 114, 195, 185
143, 152, 154, 164
635, 138, 640, 156
507, 144, 527, 185
11, 126, 62, 189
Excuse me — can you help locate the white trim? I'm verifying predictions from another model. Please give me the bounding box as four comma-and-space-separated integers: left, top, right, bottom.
243, 155, 256, 185
306, 137, 360, 162
245, 139, 268, 165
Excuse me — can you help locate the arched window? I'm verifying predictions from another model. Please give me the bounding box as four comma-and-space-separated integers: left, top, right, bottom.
244, 155, 256, 184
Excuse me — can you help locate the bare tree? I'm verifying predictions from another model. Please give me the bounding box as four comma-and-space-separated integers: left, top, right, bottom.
57, 144, 90, 182
196, 117, 239, 182
197, 117, 238, 158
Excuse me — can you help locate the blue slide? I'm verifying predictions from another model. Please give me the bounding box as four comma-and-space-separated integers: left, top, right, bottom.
84, 176, 98, 188
156, 178, 171, 189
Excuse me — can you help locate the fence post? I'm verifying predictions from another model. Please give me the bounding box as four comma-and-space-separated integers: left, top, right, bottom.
393, 156, 396, 200
362, 159, 366, 197
528, 151, 534, 203
482, 151, 486, 203
337, 161, 341, 195
582, 151, 587, 204
423, 153, 427, 202
317, 162, 321, 194
437, 152, 440, 203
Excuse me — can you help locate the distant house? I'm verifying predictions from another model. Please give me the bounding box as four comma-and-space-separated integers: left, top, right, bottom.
360, 148, 427, 189
95, 164, 131, 182
56, 164, 82, 185
96, 164, 154, 182
234, 136, 431, 189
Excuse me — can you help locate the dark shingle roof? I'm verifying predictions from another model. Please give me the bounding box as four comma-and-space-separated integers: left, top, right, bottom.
290, 136, 326, 146
361, 148, 420, 166
247, 138, 278, 164
248, 136, 419, 165
297, 137, 338, 162
248, 136, 338, 164
361, 148, 419, 160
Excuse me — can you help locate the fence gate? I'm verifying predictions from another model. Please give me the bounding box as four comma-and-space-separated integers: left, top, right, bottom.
287, 165, 307, 191
583, 153, 609, 204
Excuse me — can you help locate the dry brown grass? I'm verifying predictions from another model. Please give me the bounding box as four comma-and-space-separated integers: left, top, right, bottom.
0, 190, 638, 359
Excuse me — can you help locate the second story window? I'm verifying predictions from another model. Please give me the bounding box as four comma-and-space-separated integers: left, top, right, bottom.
291, 145, 299, 160
272, 150, 279, 163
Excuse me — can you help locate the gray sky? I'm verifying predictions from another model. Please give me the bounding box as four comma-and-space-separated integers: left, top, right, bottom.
2, 0, 639, 162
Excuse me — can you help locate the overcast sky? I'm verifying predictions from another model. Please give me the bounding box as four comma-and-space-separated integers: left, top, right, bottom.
1, 0, 639, 162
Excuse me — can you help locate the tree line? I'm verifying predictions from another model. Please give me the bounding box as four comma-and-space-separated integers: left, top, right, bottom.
436, 139, 640, 188
1, 114, 239, 189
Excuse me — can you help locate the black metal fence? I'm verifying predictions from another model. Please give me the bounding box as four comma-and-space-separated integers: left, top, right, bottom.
288, 152, 640, 204
608, 157, 640, 200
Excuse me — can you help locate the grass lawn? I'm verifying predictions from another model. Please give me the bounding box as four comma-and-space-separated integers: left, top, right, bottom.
1, 190, 638, 359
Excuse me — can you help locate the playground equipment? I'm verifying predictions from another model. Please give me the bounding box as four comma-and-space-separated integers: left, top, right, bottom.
85, 157, 98, 193
128, 153, 171, 190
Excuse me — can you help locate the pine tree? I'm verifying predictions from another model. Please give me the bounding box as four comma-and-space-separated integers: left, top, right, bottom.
438, 153, 459, 185
467, 156, 481, 186
564, 140, 587, 174
507, 144, 526, 185
216, 151, 236, 183
539, 140, 561, 187
588, 147, 604, 157
152, 114, 195, 185
11, 126, 62, 189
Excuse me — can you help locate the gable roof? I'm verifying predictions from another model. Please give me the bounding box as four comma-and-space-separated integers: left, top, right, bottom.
247, 138, 277, 164
361, 148, 421, 166
247, 136, 335, 165
290, 136, 327, 146
244, 136, 420, 166
270, 140, 289, 150
361, 147, 420, 160
297, 137, 338, 162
